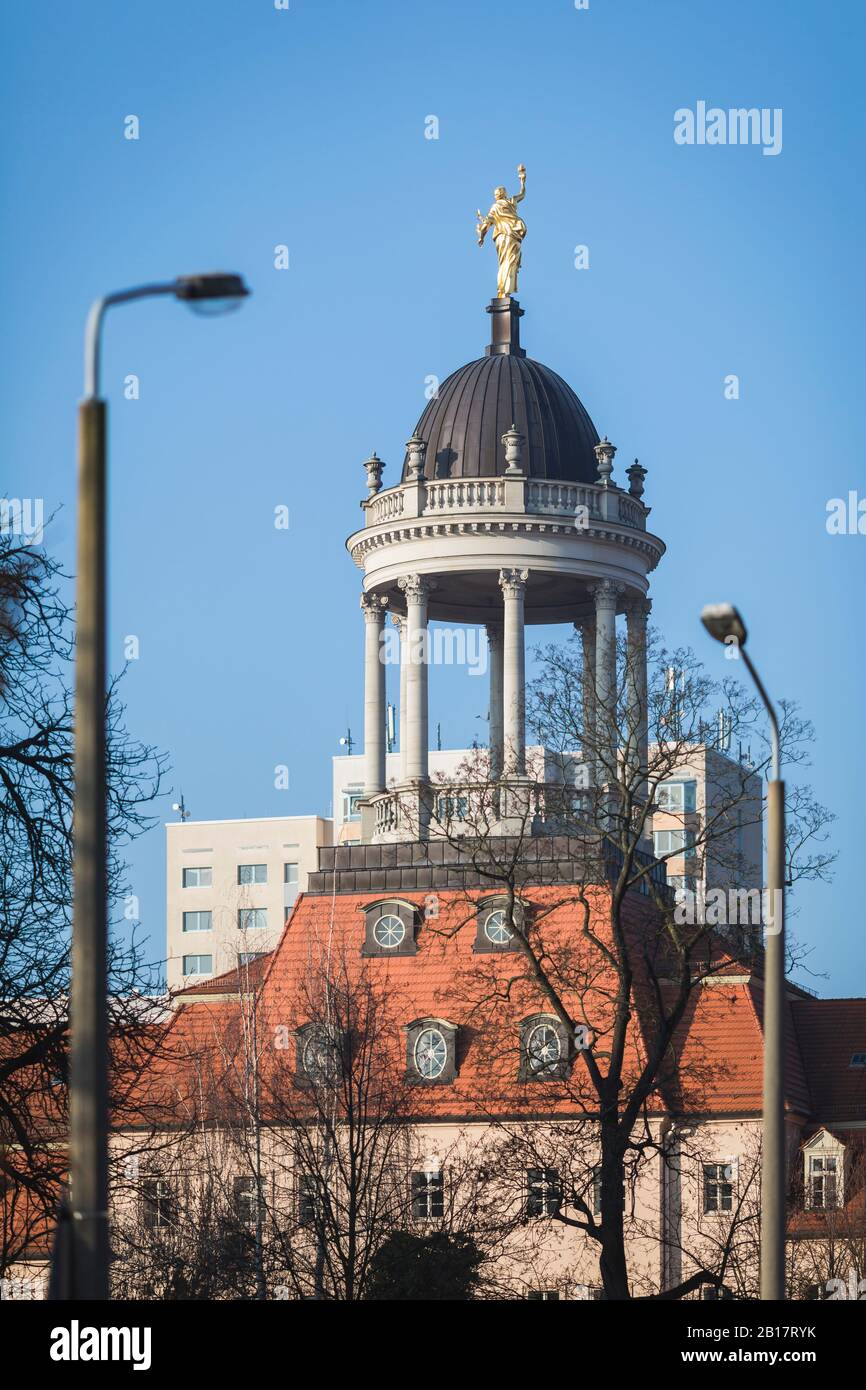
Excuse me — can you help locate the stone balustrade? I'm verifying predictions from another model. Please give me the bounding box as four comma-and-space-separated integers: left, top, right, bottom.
362, 475, 648, 531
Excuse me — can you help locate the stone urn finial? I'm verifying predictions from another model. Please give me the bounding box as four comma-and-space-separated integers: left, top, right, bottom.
594, 435, 617, 487
501, 423, 525, 476
626, 458, 647, 499
405, 434, 427, 482
363, 452, 385, 496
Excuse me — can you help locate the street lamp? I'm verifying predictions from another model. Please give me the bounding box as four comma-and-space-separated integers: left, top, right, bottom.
701, 602, 786, 1301
68, 272, 249, 1300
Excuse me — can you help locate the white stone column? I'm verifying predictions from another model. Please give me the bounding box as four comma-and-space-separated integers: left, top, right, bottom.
398, 574, 431, 782
361, 593, 389, 798
625, 597, 651, 800
499, 569, 529, 776
591, 580, 621, 786
392, 613, 409, 781
575, 616, 596, 784
486, 621, 504, 781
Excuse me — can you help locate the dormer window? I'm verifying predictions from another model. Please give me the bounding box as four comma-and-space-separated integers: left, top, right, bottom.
803, 1130, 845, 1211
296, 1023, 342, 1084
405, 1018, 458, 1084
519, 1014, 570, 1081
474, 896, 526, 953
361, 899, 419, 957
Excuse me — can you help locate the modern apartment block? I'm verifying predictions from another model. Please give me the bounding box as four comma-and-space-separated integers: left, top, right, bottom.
649, 744, 763, 901
165, 815, 332, 990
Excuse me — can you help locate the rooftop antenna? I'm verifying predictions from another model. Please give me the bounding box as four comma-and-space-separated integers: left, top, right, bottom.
718, 708, 732, 753
338, 727, 355, 755
436, 722, 442, 751
171, 793, 190, 822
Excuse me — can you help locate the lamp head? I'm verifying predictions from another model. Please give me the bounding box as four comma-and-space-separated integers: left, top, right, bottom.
700, 603, 747, 646
173, 273, 250, 316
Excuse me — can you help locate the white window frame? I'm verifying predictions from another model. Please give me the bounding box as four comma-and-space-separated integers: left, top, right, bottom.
182, 866, 212, 888
807, 1153, 839, 1211
182, 953, 212, 976
411, 1170, 444, 1220
238, 863, 268, 885
703, 1162, 734, 1214
655, 780, 697, 813
653, 828, 696, 859
182, 910, 212, 934
238, 907, 268, 931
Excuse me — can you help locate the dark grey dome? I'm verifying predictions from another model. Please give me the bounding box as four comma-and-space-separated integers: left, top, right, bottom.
401, 299, 600, 484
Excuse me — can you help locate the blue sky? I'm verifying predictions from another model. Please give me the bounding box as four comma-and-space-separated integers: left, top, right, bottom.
3, 0, 864, 993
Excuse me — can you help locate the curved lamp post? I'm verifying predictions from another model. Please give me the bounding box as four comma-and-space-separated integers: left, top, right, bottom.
67, 273, 250, 1300
701, 602, 786, 1302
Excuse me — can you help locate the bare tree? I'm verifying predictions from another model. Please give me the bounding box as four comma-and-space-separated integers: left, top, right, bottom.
0, 525, 166, 1274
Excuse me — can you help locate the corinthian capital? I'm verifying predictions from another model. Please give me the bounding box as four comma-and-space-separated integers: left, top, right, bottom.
360, 592, 389, 623
499, 567, 529, 598
623, 594, 652, 623
590, 579, 623, 610
398, 574, 435, 607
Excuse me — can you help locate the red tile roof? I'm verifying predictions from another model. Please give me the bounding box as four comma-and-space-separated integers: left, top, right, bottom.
789, 999, 866, 1123
124, 889, 866, 1132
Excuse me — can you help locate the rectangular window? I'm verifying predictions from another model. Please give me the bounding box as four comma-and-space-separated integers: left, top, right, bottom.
182, 910, 212, 934
703, 1163, 734, 1213
808, 1155, 838, 1210
527, 1290, 560, 1301
655, 780, 697, 813
182, 954, 212, 975
342, 789, 363, 822
297, 1173, 318, 1227
238, 908, 267, 931
284, 862, 300, 908
527, 1168, 561, 1218
411, 1171, 445, 1220
238, 863, 267, 885
591, 1168, 627, 1217
653, 829, 696, 859
436, 793, 468, 822
234, 1176, 262, 1227
238, 952, 265, 966
141, 1178, 174, 1230
182, 866, 212, 888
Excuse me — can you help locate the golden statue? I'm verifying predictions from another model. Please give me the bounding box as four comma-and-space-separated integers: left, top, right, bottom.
476, 165, 527, 299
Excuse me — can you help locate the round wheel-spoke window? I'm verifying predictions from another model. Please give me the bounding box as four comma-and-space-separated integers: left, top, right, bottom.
414, 1027, 448, 1080
373, 913, 405, 949
484, 909, 512, 945
303, 1031, 335, 1081
527, 1023, 562, 1074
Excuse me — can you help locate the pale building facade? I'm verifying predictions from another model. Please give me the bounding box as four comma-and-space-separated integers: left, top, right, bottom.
165, 815, 332, 989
